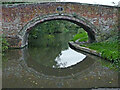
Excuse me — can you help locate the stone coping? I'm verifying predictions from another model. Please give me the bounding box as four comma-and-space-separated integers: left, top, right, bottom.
2, 2, 119, 8
69, 41, 101, 57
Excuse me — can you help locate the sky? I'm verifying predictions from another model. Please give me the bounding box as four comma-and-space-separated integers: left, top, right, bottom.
1, 0, 120, 6
60, 0, 120, 6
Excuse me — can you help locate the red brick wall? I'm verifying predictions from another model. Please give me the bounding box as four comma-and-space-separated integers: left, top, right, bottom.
1, 2, 118, 48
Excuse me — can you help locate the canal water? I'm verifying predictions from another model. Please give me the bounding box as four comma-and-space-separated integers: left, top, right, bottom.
2, 32, 119, 88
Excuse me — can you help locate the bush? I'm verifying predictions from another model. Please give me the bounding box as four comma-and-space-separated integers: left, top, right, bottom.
71, 28, 88, 42
1, 37, 9, 52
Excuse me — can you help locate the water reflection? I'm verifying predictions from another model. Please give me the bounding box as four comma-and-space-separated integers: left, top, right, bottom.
25, 32, 90, 76
54, 47, 86, 68
2, 32, 119, 88
27, 32, 87, 69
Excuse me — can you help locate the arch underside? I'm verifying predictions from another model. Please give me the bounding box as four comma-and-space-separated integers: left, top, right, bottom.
18, 14, 98, 48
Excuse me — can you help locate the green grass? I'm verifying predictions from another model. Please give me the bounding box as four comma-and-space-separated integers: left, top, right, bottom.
84, 41, 119, 61
80, 36, 120, 70
71, 29, 120, 70
71, 28, 88, 42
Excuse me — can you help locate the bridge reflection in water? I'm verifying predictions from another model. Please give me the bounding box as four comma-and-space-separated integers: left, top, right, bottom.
2, 32, 119, 88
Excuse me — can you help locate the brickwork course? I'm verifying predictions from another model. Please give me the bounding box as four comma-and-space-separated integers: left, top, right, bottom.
2, 2, 119, 48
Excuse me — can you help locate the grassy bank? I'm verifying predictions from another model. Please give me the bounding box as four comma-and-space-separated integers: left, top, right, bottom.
71, 29, 119, 70
72, 39, 119, 63
86, 36, 120, 70
81, 38, 119, 61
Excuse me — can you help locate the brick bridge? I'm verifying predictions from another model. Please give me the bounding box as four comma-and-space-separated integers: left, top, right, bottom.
2, 2, 119, 48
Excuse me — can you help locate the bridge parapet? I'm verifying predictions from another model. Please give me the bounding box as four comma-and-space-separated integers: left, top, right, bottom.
2, 2, 118, 48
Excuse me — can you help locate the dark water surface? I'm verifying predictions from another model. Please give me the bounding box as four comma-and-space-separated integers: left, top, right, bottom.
2, 32, 119, 88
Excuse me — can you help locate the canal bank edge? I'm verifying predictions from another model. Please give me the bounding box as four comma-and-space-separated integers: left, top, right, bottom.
69, 41, 102, 58
69, 41, 119, 63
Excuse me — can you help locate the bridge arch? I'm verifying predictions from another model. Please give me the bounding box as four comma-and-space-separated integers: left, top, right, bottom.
18, 14, 98, 48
